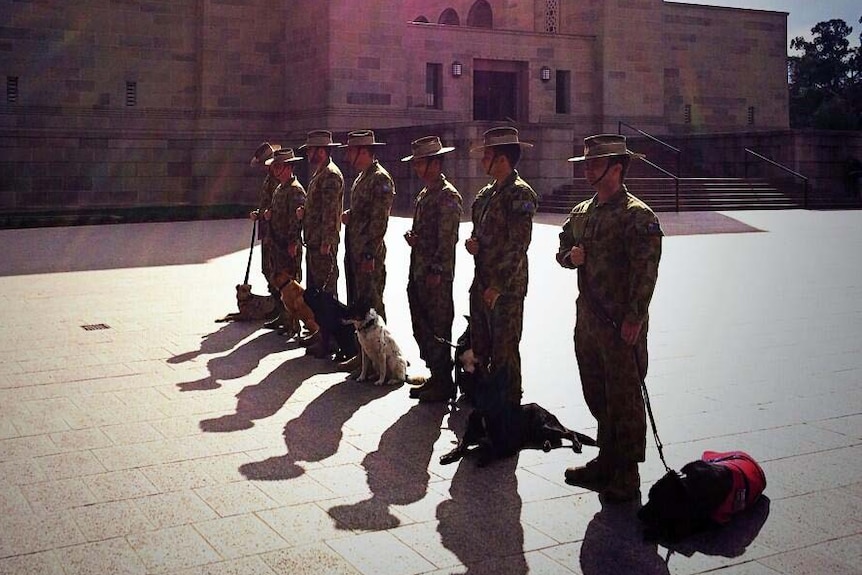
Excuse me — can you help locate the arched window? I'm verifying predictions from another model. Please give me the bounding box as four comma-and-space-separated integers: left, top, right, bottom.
413, 15, 429, 23
438, 8, 460, 26
467, 0, 492, 28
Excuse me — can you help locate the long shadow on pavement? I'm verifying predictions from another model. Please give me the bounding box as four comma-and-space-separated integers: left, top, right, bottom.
436, 406, 527, 575
167, 321, 260, 365
580, 499, 670, 575
328, 401, 449, 531
239, 379, 402, 481
175, 331, 288, 392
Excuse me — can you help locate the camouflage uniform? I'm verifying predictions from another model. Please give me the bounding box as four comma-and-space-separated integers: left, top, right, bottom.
408, 174, 462, 377
269, 175, 306, 283
257, 173, 280, 288
470, 169, 538, 405
345, 160, 394, 320
556, 185, 662, 463
303, 157, 344, 295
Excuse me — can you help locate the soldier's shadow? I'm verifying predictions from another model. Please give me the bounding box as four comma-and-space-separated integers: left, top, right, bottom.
580, 498, 671, 575
167, 322, 260, 365
239, 378, 401, 481
199, 355, 341, 433
435, 408, 527, 574
328, 402, 449, 531
176, 331, 291, 392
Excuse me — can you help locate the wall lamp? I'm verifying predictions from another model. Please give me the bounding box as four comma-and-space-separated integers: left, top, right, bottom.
540, 66, 552, 82
451, 61, 463, 77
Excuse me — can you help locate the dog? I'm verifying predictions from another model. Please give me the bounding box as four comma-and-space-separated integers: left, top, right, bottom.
302, 287, 357, 360
216, 284, 276, 322
348, 307, 408, 386
440, 401, 597, 467
270, 270, 319, 336
638, 450, 767, 542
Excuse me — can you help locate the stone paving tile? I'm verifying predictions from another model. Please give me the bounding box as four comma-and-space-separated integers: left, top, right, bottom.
54, 538, 148, 575
0, 550, 66, 575
327, 530, 437, 575
172, 555, 278, 575
135, 489, 220, 528
261, 544, 361, 575
126, 524, 221, 573
194, 480, 280, 517
69, 498, 155, 541
194, 513, 289, 560
258, 502, 355, 547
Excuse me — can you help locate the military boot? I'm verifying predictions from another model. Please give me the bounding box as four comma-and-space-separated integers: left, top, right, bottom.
602, 460, 641, 503
416, 370, 456, 403
564, 452, 613, 489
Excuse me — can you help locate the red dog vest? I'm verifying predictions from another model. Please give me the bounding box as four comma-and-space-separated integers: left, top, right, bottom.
702, 450, 766, 524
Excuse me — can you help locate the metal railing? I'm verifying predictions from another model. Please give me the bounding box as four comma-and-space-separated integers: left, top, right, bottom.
744, 148, 809, 208
618, 121, 682, 211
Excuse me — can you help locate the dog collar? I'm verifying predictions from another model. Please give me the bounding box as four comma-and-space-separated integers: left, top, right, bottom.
357, 317, 376, 332
278, 278, 293, 292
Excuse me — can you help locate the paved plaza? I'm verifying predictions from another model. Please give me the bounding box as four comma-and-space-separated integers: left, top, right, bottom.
0, 209, 860, 574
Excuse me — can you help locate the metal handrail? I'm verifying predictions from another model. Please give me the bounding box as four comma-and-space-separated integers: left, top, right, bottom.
639, 157, 681, 212
744, 148, 809, 208
618, 120, 682, 179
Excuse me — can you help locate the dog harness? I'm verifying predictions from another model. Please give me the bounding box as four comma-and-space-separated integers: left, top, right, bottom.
702, 450, 766, 524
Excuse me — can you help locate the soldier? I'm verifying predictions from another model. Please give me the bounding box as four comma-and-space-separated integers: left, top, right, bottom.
556, 134, 663, 502
296, 130, 345, 357
263, 148, 307, 338
465, 127, 537, 407
339, 130, 395, 374
248, 142, 282, 325
401, 136, 462, 403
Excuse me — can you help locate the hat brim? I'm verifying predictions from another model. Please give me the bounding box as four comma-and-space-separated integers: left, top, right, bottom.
400, 146, 456, 162
298, 143, 342, 150
264, 157, 304, 166
469, 142, 534, 153
567, 150, 645, 162
338, 142, 387, 148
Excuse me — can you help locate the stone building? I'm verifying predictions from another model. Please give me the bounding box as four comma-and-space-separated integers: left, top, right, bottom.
0, 0, 789, 213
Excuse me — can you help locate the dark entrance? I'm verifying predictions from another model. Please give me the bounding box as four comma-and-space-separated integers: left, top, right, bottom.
473, 70, 518, 121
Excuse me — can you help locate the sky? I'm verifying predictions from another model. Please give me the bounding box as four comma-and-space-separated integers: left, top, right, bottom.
672, 1, 860, 50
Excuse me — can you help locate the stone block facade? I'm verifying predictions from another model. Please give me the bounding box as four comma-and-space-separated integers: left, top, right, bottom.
0, 0, 792, 213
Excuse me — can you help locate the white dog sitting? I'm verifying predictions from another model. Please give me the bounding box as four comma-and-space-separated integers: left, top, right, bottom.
349, 308, 408, 386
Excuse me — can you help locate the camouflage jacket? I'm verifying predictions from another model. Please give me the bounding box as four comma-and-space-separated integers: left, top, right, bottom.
471, 169, 537, 298
410, 173, 462, 280
256, 173, 280, 240
556, 186, 663, 325
303, 158, 344, 248
346, 160, 395, 261
269, 176, 306, 248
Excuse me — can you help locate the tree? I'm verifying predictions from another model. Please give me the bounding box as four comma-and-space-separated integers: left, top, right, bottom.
788, 18, 861, 129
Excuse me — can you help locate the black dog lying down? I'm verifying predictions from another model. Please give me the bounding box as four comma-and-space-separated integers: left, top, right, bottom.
638, 450, 767, 542
440, 401, 597, 466
302, 287, 357, 360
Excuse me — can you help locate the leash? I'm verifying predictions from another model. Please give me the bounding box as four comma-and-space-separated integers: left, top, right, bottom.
580, 281, 670, 473
243, 219, 257, 285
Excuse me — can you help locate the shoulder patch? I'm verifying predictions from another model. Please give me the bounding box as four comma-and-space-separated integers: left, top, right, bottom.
512, 199, 537, 215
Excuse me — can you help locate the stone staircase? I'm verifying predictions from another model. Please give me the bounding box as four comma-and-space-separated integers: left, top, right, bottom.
539, 177, 805, 213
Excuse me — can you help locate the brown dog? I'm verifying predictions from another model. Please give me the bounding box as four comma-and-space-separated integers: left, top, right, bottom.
216, 284, 276, 322
271, 271, 319, 334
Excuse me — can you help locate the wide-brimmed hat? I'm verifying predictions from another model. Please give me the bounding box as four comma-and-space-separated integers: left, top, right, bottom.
400, 136, 456, 162
249, 142, 281, 166
469, 127, 533, 152
568, 134, 645, 162
264, 147, 303, 166
298, 130, 342, 150
339, 130, 386, 148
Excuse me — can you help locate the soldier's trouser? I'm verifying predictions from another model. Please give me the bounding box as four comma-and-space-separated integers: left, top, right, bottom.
346, 250, 387, 322
469, 285, 524, 405
574, 302, 647, 462
261, 237, 274, 291
271, 243, 303, 284
407, 276, 454, 373
307, 247, 338, 296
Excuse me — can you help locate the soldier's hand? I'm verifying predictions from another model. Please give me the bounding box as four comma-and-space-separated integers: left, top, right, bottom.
320, 243, 331, 255
483, 287, 500, 310
296, 206, 305, 220
341, 210, 351, 225
426, 273, 441, 288
621, 320, 643, 346
465, 237, 479, 255
249, 210, 259, 221
569, 245, 586, 267
263, 209, 272, 221
404, 230, 416, 246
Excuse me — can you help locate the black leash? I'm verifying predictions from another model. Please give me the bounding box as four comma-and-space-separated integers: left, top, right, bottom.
580, 282, 670, 473
244, 219, 257, 286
